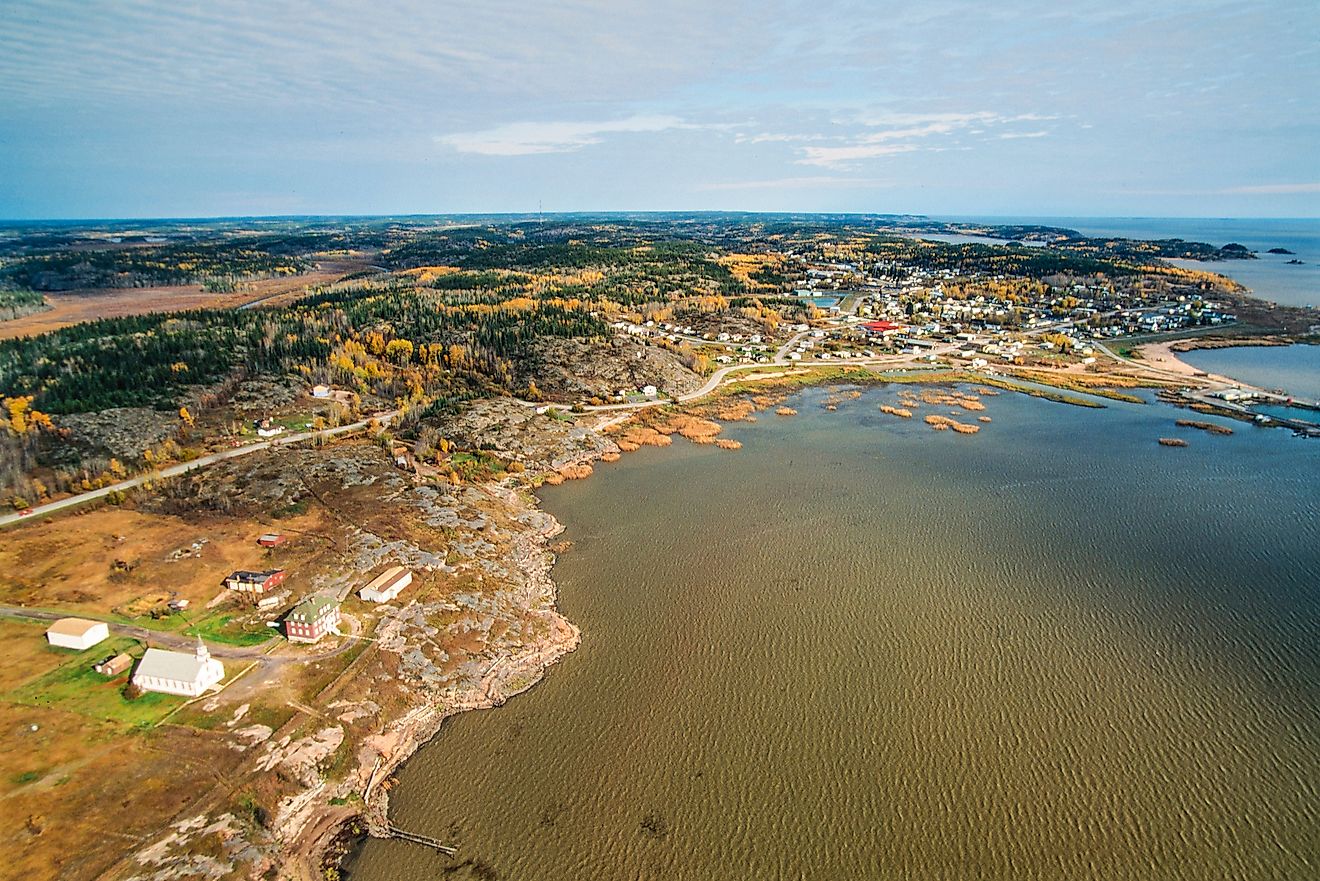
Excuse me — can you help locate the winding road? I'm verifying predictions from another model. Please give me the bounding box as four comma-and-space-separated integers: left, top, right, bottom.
0, 411, 398, 530
1, 316, 1047, 531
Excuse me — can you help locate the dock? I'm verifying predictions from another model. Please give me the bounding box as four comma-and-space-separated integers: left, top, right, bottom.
384, 824, 458, 856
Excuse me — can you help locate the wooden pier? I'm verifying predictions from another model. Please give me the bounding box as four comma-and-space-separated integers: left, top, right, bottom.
385, 824, 458, 856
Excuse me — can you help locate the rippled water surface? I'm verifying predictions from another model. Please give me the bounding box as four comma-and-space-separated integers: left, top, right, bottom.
1180, 343, 1320, 402
349, 386, 1320, 881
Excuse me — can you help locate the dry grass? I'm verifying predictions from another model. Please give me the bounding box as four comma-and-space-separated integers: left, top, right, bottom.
1176, 419, 1233, 435
924, 414, 981, 434
714, 400, 756, 422
918, 389, 985, 411
557, 463, 594, 480
0, 702, 244, 881
652, 415, 723, 443
775, 407, 797, 416
0, 506, 328, 624
880, 405, 912, 419
615, 426, 674, 451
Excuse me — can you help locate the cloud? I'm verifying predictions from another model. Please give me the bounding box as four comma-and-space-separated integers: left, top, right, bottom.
780, 110, 1058, 168
848, 110, 999, 135
1221, 182, 1320, 195
436, 115, 691, 156
698, 176, 892, 191
796, 144, 920, 168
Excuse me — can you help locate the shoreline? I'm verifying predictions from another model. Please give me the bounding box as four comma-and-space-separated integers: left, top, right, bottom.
286, 488, 584, 880
311, 369, 1320, 880
136, 349, 1314, 878
301, 369, 1142, 876
1136, 335, 1312, 390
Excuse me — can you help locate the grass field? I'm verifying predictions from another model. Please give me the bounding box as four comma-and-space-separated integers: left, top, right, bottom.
4, 636, 183, 727
184, 610, 276, 646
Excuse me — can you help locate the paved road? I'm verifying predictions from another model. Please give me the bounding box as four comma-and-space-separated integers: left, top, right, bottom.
0, 603, 372, 665
0, 411, 399, 530
0, 315, 1051, 531
0, 605, 276, 659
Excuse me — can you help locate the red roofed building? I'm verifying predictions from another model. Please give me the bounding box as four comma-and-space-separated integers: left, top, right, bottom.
224, 569, 287, 595
860, 320, 906, 334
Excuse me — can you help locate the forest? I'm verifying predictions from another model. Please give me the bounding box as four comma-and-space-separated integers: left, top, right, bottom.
0, 212, 1267, 507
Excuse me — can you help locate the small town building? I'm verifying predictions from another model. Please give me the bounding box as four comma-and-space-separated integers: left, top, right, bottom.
45, 618, 109, 651
285, 596, 340, 644
257, 533, 286, 548
132, 640, 225, 697
860, 320, 905, 335
255, 417, 284, 438
359, 566, 413, 603
224, 569, 287, 595
311, 384, 332, 398
641, 385, 658, 398
256, 590, 290, 610
93, 653, 132, 677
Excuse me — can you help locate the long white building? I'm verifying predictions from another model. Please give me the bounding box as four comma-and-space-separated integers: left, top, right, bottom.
131, 640, 225, 697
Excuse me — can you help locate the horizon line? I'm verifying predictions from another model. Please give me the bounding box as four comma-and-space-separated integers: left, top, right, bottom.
2, 210, 1318, 225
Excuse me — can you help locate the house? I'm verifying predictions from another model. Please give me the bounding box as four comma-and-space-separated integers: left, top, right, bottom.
641, 385, 658, 398
257, 533, 286, 548
131, 640, 224, 697
224, 569, 287, 595
391, 446, 415, 470
359, 566, 413, 603
311, 384, 332, 399
45, 618, 109, 651
285, 596, 340, 644
93, 653, 133, 677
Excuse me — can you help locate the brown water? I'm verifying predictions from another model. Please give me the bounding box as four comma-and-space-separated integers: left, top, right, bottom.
348, 386, 1320, 880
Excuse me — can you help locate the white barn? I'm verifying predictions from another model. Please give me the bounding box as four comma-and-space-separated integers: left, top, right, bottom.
131, 641, 225, 697
359, 566, 412, 603
45, 618, 109, 651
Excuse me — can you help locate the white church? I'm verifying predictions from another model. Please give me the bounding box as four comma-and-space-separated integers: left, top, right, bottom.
131, 639, 225, 697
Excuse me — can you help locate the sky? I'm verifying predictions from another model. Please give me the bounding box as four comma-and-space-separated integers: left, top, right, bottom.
0, 0, 1317, 219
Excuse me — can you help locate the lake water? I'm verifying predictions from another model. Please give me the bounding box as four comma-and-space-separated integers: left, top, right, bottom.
348, 386, 1319, 881
1180, 344, 1320, 401
941, 217, 1320, 309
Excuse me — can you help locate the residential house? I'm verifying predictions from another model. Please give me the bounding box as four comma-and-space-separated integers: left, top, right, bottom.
257, 533, 286, 548
311, 384, 332, 399
224, 569, 287, 595
255, 417, 284, 438
285, 596, 340, 644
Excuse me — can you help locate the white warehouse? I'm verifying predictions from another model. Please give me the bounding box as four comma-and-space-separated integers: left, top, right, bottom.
45, 618, 109, 651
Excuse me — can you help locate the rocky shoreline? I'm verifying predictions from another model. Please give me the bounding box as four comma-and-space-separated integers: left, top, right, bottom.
285, 458, 596, 879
